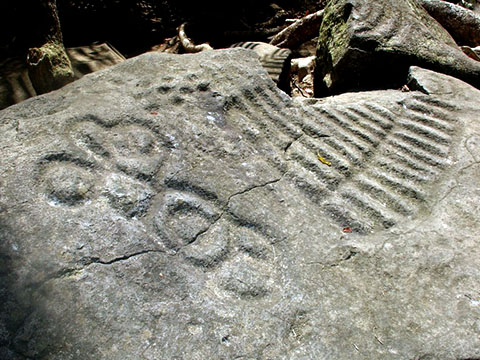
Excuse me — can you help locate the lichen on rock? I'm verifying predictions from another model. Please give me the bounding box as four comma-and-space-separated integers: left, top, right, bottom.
27, 41, 74, 95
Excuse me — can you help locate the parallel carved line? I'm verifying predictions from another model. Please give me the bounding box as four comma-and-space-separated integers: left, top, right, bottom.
321, 106, 383, 147
411, 94, 458, 112
376, 158, 435, 183
255, 83, 306, 128
367, 168, 428, 202
323, 137, 364, 166
381, 150, 440, 177
306, 106, 375, 154
403, 100, 457, 126
352, 175, 415, 216
287, 144, 342, 189
295, 105, 332, 139
228, 88, 458, 233
233, 89, 292, 150
240, 86, 301, 140
341, 107, 390, 139
402, 111, 455, 133
391, 131, 450, 157
340, 190, 397, 229
363, 102, 397, 120
299, 136, 355, 179
349, 103, 395, 131
286, 165, 330, 204
323, 201, 373, 233
386, 138, 447, 168
251, 86, 303, 138
395, 118, 451, 144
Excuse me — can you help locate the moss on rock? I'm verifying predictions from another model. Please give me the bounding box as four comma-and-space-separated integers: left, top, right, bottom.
314, 0, 480, 96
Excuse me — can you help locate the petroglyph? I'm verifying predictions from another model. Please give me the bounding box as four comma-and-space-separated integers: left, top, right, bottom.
2, 50, 480, 359
42, 162, 95, 206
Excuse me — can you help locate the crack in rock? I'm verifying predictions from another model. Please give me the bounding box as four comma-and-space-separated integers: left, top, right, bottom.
27, 249, 166, 291
226, 176, 284, 203
184, 176, 285, 249
306, 249, 360, 268
35, 177, 287, 285
283, 133, 304, 153
86, 249, 165, 266
186, 212, 224, 248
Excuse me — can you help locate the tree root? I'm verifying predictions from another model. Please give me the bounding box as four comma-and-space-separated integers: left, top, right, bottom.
269, 10, 324, 49
178, 23, 213, 53
27, 41, 74, 95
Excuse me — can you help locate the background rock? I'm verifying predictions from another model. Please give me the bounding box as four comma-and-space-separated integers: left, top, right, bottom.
419, 0, 480, 47
230, 41, 292, 90
314, 0, 480, 95
1, 49, 480, 359
0, 43, 125, 110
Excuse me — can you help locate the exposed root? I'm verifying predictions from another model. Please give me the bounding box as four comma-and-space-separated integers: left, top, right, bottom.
178, 23, 213, 53
269, 10, 324, 49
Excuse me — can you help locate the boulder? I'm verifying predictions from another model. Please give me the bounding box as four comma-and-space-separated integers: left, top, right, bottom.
419, 0, 480, 47
230, 41, 291, 89
1, 49, 480, 359
66, 42, 126, 79
314, 0, 480, 95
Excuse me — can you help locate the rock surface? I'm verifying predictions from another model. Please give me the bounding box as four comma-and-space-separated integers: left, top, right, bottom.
419, 0, 480, 47
230, 41, 292, 89
1, 49, 480, 359
314, 0, 480, 95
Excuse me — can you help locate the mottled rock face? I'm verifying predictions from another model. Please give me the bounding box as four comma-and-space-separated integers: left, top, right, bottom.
230, 41, 292, 90
1, 49, 480, 359
418, 0, 480, 48
315, 0, 480, 95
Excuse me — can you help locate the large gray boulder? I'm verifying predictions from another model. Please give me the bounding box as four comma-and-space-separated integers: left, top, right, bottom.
314, 0, 480, 95
419, 0, 480, 47
1, 49, 480, 359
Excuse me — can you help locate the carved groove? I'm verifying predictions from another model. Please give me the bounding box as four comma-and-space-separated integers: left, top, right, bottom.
230, 42, 291, 81
252, 85, 302, 137
307, 107, 375, 153
279, 96, 458, 231
35, 64, 462, 241
238, 86, 301, 143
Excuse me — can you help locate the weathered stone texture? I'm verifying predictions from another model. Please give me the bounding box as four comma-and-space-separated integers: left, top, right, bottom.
1, 49, 480, 359
419, 0, 480, 47
230, 41, 292, 89
315, 0, 480, 95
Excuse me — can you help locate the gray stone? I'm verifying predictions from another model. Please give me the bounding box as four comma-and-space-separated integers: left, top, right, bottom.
314, 0, 480, 95
419, 0, 480, 47
230, 42, 291, 89
1, 49, 480, 359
